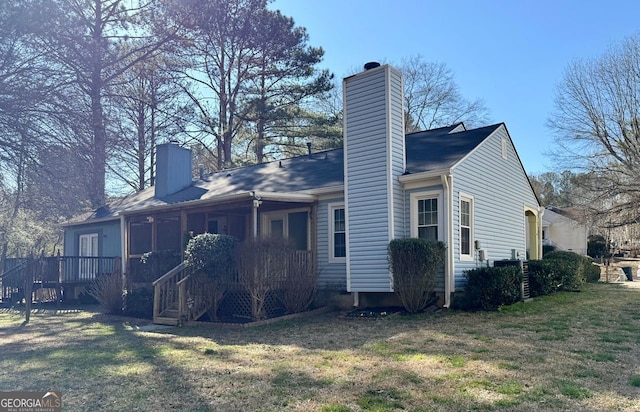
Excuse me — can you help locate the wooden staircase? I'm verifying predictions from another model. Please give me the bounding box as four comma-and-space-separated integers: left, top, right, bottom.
152, 262, 211, 326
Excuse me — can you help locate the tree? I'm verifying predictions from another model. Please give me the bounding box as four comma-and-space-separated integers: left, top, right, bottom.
109, 56, 193, 192
548, 34, 640, 227
33, 0, 175, 208
167, 0, 333, 169
399, 55, 491, 132
242, 8, 333, 163
528, 171, 581, 207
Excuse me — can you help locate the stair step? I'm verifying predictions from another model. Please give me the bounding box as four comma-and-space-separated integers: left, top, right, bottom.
153, 317, 179, 326
162, 309, 179, 318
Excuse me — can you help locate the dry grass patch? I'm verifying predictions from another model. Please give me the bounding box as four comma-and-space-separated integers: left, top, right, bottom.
1, 283, 640, 410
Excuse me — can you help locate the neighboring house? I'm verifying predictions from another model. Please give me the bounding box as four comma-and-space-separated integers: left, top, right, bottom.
63, 63, 542, 312
542, 206, 588, 255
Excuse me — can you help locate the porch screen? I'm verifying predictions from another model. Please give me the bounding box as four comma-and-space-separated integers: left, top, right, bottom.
288, 211, 308, 250
130, 221, 152, 255
157, 216, 181, 251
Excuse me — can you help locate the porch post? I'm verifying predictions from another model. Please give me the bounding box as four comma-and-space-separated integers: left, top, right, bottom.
252, 198, 262, 238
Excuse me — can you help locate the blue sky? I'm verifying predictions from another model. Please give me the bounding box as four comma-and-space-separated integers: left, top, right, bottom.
270, 0, 640, 175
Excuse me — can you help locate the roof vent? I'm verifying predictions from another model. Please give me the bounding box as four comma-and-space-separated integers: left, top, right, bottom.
364, 61, 380, 70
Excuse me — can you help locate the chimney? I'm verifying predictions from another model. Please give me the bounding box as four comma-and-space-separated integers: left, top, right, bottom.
343, 63, 405, 293
155, 142, 193, 198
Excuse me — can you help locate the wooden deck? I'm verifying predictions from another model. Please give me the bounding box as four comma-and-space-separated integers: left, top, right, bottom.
1, 256, 121, 303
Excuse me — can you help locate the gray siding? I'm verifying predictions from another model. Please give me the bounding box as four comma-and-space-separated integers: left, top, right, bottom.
63, 220, 122, 257
316, 197, 347, 290
344, 65, 404, 292
452, 125, 539, 289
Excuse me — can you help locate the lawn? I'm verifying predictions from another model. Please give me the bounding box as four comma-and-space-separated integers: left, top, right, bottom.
1, 282, 640, 411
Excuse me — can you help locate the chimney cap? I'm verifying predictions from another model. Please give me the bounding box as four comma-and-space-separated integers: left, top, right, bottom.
364, 62, 381, 70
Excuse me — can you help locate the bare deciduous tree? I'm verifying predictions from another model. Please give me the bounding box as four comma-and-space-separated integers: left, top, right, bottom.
399, 55, 491, 132
548, 34, 640, 227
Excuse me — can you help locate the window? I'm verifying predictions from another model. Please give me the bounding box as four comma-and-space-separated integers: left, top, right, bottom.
130, 220, 152, 255
329, 204, 346, 262
418, 198, 438, 241
410, 191, 442, 241
262, 209, 309, 251
460, 195, 474, 260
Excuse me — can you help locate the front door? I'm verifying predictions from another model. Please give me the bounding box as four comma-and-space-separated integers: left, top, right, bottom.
79, 233, 99, 280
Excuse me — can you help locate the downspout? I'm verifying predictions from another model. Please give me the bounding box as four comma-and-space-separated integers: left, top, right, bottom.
441, 174, 454, 308
538, 207, 544, 260
120, 214, 127, 288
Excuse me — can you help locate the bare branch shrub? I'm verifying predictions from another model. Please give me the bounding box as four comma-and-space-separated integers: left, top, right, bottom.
87, 271, 123, 315
388, 238, 446, 313
278, 250, 317, 314
236, 237, 290, 320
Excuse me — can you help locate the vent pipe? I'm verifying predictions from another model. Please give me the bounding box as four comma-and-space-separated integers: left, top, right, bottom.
306, 142, 312, 158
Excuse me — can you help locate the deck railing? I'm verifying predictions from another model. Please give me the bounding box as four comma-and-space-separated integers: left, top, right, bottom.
1, 256, 121, 302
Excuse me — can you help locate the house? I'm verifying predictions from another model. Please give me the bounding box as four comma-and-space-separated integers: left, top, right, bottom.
62, 63, 542, 319
542, 206, 588, 255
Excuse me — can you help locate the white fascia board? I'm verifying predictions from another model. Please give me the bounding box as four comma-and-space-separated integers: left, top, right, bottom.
399, 169, 450, 188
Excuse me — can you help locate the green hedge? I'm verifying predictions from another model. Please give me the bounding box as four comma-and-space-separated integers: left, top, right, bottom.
528, 251, 598, 297
388, 238, 446, 313
460, 266, 523, 310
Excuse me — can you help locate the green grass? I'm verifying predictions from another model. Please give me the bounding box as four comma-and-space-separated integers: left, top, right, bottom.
1, 283, 640, 411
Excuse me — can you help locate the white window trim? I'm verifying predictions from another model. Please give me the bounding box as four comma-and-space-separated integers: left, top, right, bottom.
410, 191, 443, 241
459, 193, 474, 261
328, 202, 346, 263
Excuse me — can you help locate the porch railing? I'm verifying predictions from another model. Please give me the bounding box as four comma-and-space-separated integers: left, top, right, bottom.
1, 256, 121, 302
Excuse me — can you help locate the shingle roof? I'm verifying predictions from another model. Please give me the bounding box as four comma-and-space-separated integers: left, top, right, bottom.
405, 123, 502, 173
65, 123, 503, 225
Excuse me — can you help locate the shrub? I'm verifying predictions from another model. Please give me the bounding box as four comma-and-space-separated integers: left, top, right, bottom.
527, 260, 558, 297
543, 250, 587, 290
278, 247, 317, 314
87, 271, 123, 314
236, 237, 294, 320
137, 250, 182, 283
461, 266, 523, 310
388, 238, 446, 313
185, 233, 239, 320
123, 287, 154, 319
584, 261, 602, 283
542, 244, 557, 257
587, 234, 608, 258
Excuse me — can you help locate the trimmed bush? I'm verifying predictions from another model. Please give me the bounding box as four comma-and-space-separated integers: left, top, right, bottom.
388, 238, 446, 313
584, 261, 602, 283
123, 287, 153, 319
185, 233, 238, 278
185, 233, 239, 320
527, 260, 558, 297
543, 244, 557, 257
543, 250, 587, 290
137, 250, 182, 283
461, 266, 523, 310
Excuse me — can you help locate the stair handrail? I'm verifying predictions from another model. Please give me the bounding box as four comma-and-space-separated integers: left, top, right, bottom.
0, 260, 28, 281
176, 272, 211, 325
153, 261, 188, 321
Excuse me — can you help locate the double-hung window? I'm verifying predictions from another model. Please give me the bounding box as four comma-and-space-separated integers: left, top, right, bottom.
460, 194, 474, 260
329, 203, 346, 262
410, 191, 442, 241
